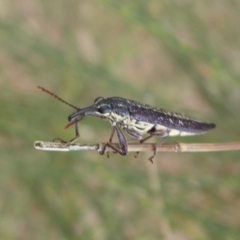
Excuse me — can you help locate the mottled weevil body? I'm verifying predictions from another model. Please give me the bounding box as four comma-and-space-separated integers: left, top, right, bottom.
37, 87, 216, 162
68, 97, 216, 162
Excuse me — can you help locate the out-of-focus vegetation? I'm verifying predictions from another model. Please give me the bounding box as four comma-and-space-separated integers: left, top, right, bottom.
0, 1, 240, 239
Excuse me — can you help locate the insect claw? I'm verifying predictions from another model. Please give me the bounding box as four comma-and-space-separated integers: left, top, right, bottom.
99, 145, 106, 155
148, 156, 154, 164
53, 137, 68, 144
148, 144, 158, 163
134, 151, 140, 158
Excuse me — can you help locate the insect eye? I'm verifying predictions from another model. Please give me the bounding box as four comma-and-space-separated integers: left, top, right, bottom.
97, 104, 111, 114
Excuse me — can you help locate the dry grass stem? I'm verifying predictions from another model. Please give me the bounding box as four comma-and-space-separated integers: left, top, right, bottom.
34, 141, 240, 153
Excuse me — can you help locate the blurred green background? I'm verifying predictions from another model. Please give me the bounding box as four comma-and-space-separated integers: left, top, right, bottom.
0, 1, 240, 239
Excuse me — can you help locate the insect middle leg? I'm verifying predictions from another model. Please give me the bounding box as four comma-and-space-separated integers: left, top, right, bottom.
124, 128, 144, 141
123, 128, 145, 158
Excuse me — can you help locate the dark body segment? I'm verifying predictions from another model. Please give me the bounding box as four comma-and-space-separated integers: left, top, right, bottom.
129, 105, 215, 133
107, 97, 216, 134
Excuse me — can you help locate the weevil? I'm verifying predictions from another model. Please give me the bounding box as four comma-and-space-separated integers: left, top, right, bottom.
37, 86, 216, 162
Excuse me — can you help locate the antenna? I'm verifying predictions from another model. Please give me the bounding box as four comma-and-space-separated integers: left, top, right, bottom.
37, 86, 79, 110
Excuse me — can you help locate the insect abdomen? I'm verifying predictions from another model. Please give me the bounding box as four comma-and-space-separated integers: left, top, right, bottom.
129, 105, 216, 134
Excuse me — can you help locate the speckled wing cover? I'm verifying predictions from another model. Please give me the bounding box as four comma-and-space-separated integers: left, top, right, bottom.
108, 97, 216, 134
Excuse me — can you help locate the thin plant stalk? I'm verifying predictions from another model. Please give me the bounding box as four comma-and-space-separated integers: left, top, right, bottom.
34, 141, 240, 153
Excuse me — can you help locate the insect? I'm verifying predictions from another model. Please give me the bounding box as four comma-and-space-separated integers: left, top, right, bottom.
37, 86, 216, 162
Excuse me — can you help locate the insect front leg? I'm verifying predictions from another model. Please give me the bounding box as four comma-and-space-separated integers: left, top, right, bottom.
99, 124, 128, 156
53, 116, 84, 144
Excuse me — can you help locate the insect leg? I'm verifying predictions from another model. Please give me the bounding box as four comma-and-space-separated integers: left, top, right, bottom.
53, 121, 80, 144
136, 129, 170, 163
100, 124, 128, 156
123, 128, 144, 158
105, 127, 116, 157
124, 128, 144, 140
53, 116, 84, 144
133, 134, 155, 160
148, 129, 171, 163
131, 131, 159, 159
108, 127, 116, 143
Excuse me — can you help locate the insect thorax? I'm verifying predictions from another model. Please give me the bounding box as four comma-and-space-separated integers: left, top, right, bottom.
107, 112, 155, 135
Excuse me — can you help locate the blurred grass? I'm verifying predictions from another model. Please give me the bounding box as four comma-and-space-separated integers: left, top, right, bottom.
0, 0, 240, 239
